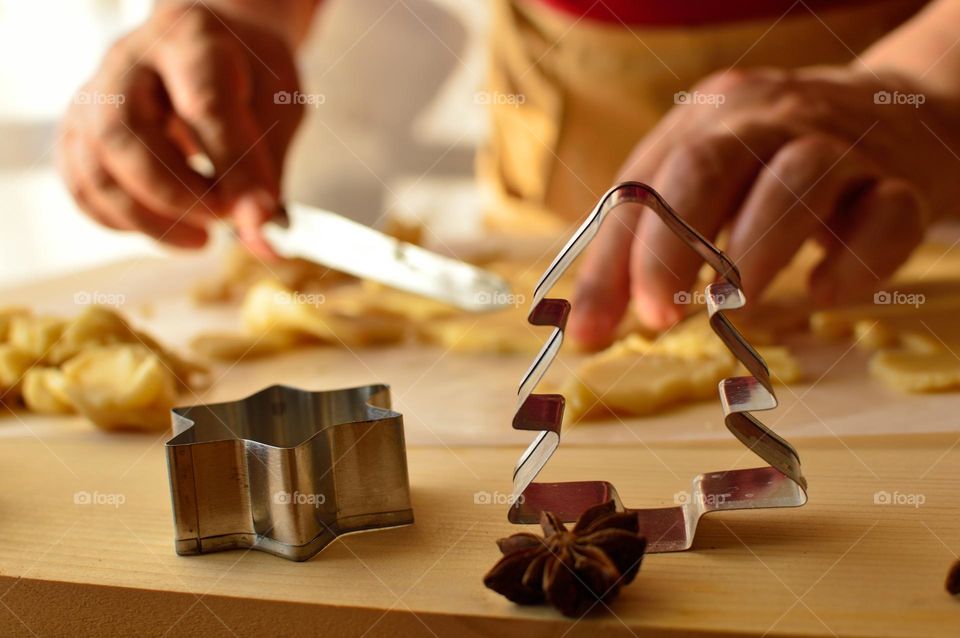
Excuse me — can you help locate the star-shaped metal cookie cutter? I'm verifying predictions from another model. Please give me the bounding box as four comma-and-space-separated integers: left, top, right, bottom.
509, 182, 808, 551
166, 383, 413, 561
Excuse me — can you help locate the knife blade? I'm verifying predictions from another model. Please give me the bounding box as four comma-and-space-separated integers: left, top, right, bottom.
262, 203, 514, 312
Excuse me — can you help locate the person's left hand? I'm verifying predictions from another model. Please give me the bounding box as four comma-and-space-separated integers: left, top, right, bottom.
568, 64, 960, 349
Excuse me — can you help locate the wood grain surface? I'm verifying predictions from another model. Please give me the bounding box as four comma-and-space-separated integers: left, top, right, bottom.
1, 255, 959, 637
0, 433, 958, 637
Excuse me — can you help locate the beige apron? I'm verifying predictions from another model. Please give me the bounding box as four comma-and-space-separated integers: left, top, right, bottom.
478, 0, 928, 236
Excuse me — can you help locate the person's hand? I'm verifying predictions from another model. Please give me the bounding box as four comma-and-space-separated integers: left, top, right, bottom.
58, 3, 304, 256
568, 65, 960, 349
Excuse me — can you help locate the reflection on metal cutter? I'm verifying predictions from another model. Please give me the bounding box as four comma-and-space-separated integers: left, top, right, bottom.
166, 384, 413, 561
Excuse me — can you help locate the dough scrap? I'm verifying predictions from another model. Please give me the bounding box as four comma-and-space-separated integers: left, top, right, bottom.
811, 288, 960, 392
0, 344, 33, 403
241, 279, 408, 347
22, 367, 73, 414
869, 350, 960, 393
0, 306, 201, 430
61, 344, 178, 431
562, 316, 801, 422
197, 262, 551, 360
191, 244, 352, 304
7, 315, 65, 361
417, 307, 544, 354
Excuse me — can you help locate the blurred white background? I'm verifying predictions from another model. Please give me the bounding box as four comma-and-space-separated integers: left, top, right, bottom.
0, 0, 489, 286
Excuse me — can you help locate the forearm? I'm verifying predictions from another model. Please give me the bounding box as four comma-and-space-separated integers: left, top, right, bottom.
860, 0, 960, 100
158, 0, 322, 45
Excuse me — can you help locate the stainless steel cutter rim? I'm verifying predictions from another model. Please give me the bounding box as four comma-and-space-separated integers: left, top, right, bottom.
508, 181, 808, 552
166, 383, 414, 561
168, 383, 399, 448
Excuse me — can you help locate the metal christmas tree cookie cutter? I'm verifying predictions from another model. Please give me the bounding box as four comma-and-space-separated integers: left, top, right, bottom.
509, 182, 808, 552
166, 383, 413, 561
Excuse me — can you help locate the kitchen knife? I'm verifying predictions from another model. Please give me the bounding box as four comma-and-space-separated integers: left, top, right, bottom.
261, 202, 514, 312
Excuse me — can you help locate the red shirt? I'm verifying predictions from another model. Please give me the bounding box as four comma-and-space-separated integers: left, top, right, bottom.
537, 0, 873, 26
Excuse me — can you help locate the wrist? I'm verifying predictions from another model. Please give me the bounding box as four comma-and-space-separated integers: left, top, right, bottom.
155, 0, 319, 47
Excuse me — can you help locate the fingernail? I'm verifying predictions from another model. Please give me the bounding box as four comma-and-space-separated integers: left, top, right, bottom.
635, 297, 682, 331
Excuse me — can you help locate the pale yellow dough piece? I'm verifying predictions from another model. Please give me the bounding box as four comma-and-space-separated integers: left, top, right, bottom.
417, 306, 544, 354
563, 335, 736, 422
241, 279, 406, 347
339, 281, 460, 322
0, 344, 33, 403
812, 289, 960, 392
0, 306, 200, 428
563, 316, 802, 422
22, 367, 74, 414
61, 344, 178, 431
0, 307, 30, 342
7, 315, 65, 362
755, 346, 802, 385
869, 350, 960, 393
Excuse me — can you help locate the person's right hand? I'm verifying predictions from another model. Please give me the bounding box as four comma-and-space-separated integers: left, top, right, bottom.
58, 3, 304, 256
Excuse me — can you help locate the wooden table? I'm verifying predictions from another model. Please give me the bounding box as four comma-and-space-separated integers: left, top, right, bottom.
1, 256, 959, 637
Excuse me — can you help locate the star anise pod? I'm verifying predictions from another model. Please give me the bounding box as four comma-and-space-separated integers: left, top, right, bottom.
483, 500, 646, 617
947, 560, 960, 596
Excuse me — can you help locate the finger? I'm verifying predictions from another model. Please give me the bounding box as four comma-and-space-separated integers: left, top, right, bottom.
66, 127, 210, 247
88, 63, 219, 223
629, 122, 791, 330
59, 132, 132, 232
568, 108, 688, 348
152, 37, 280, 237
126, 206, 210, 247
810, 178, 926, 305
567, 203, 640, 349
726, 135, 877, 303
80, 136, 208, 248
249, 54, 303, 173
